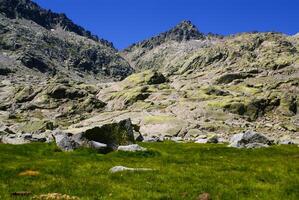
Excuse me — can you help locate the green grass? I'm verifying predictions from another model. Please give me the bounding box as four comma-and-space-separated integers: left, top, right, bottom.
0, 142, 299, 200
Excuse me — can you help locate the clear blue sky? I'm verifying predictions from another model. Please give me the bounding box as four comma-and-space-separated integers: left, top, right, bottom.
34, 0, 299, 49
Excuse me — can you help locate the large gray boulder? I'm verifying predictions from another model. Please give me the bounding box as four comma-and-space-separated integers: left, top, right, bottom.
54, 119, 135, 152
229, 130, 273, 148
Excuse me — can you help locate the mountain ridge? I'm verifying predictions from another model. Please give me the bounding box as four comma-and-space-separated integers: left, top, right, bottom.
0, 0, 114, 48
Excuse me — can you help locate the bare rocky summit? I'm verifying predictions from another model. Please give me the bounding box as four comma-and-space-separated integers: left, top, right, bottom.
1, 0, 299, 148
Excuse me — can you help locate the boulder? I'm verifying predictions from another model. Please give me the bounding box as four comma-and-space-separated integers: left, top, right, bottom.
55, 119, 135, 152
53, 132, 80, 151
229, 130, 273, 148
117, 144, 147, 152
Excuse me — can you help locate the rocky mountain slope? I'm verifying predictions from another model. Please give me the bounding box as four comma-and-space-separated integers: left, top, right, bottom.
108, 23, 299, 143
0, 0, 133, 82
0, 0, 299, 146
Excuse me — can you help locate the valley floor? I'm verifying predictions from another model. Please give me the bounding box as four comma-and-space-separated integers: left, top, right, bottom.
0, 143, 299, 200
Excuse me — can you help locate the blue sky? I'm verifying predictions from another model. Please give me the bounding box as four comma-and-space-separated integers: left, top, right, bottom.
34, 0, 299, 49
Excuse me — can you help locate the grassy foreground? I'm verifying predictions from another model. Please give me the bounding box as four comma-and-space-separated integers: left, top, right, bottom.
0, 142, 299, 200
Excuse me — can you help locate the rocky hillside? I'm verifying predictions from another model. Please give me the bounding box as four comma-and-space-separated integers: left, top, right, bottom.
0, 0, 299, 146
0, 0, 133, 82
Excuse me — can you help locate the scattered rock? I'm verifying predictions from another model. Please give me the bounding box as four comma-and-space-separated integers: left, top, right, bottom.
195, 135, 218, 144
229, 130, 273, 148
117, 144, 147, 152
195, 138, 208, 144
142, 136, 164, 142
207, 135, 219, 143
278, 136, 299, 145
109, 166, 154, 173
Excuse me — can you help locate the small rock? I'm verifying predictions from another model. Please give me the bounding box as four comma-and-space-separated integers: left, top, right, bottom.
18, 170, 40, 177
245, 143, 269, 149
171, 136, 184, 143
195, 138, 208, 144
279, 140, 295, 145
109, 166, 153, 173
117, 144, 147, 152
143, 136, 163, 142
89, 141, 107, 150
207, 135, 218, 143
197, 193, 211, 200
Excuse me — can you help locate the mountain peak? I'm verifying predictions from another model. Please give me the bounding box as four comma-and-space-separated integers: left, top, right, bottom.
124, 20, 204, 51
169, 20, 203, 41
176, 20, 196, 29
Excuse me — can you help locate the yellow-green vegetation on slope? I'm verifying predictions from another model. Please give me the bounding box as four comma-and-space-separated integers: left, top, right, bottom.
0, 142, 298, 200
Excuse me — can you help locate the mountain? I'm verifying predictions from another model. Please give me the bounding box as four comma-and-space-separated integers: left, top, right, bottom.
0, 0, 299, 145
0, 0, 133, 82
